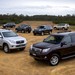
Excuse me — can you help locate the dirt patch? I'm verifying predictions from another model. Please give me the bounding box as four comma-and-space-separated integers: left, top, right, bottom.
0, 21, 75, 75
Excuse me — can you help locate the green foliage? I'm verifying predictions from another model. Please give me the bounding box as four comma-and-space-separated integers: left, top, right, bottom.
0, 14, 75, 25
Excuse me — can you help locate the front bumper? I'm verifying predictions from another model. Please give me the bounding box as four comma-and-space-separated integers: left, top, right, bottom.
30, 52, 48, 60
9, 44, 26, 50
33, 31, 41, 34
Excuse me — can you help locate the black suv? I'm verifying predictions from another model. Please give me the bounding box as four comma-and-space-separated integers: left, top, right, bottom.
30, 32, 75, 66
33, 25, 53, 35
15, 24, 32, 33
3, 22, 16, 28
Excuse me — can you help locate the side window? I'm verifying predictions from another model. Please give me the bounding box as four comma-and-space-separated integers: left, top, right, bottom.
70, 34, 75, 42
62, 35, 71, 44
45, 26, 49, 29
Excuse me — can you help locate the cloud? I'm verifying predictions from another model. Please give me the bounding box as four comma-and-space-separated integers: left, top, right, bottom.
0, 0, 75, 15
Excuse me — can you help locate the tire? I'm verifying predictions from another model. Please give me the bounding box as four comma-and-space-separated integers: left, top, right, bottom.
54, 27, 57, 30
16, 30, 18, 32
48, 30, 52, 34
28, 30, 31, 33
33, 33, 36, 35
21, 30, 24, 33
49, 54, 60, 66
62, 27, 65, 30
41, 32, 44, 36
3, 44, 10, 53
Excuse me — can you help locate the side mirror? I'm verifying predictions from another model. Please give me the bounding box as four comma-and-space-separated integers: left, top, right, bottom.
61, 41, 66, 47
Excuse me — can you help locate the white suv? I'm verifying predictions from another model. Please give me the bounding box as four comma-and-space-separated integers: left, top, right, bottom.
0, 29, 27, 53
54, 23, 70, 30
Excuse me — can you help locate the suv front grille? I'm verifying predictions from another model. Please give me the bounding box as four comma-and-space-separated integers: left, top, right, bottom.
16, 40, 24, 44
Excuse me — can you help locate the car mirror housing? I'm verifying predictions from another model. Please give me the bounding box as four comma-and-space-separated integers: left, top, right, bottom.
61, 41, 66, 47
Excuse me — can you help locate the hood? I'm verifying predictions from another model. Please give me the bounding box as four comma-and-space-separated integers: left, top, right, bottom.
33, 42, 54, 49
5, 36, 26, 43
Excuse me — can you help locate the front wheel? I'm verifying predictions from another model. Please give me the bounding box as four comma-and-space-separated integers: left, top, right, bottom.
49, 54, 60, 66
3, 44, 10, 53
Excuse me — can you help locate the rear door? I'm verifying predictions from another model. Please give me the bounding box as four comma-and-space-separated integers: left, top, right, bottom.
60, 35, 72, 56
70, 33, 75, 53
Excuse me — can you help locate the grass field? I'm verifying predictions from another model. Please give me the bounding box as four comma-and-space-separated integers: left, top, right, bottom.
0, 21, 75, 75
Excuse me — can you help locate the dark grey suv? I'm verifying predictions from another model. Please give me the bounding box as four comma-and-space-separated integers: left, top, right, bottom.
33, 25, 53, 35
3, 22, 16, 28
30, 32, 75, 66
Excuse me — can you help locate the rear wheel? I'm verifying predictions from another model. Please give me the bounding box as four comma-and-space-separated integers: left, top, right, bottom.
54, 27, 57, 30
3, 44, 10, 53
49, 54, 60, 66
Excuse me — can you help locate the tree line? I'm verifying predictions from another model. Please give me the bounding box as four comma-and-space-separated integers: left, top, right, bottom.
0, 14, 75, 25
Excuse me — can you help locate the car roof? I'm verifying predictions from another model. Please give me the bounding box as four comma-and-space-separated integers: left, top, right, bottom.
0, 29, 12, 32
39, 25, 52, 27
52, 32, 75, 36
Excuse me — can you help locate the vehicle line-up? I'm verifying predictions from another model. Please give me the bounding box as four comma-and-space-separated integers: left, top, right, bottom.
1, 22, 75, 66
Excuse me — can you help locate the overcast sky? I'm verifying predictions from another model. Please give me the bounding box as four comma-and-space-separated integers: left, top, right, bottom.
0, 0, 75, 16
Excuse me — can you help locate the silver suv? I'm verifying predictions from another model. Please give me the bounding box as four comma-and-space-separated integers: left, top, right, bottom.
54, 23, 70, 30
0, 29, 27, 53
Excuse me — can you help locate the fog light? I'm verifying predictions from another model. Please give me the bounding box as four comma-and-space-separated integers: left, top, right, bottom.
44, 56, 47, 59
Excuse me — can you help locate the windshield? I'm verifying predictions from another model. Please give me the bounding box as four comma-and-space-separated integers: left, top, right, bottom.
19, 25, 26, 27
43, 35, 64, 44
2, 31, 18, 37
37, 26, 44, 29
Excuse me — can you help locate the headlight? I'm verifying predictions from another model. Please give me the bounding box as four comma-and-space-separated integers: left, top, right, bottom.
9, 40, 15, 43
24, 39, 27, 44
30, 45, 33, 50
42, 48, 50, 53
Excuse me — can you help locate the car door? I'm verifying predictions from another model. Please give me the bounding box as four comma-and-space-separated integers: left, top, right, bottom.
70, 33, 75, 53
60, 35, 72, 56
44, 26, 48, 33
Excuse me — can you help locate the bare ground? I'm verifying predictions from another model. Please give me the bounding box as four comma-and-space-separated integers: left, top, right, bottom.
0, 21, 75, 75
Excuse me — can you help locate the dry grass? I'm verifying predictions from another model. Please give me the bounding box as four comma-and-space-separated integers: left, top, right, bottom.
0, 21, 75, 75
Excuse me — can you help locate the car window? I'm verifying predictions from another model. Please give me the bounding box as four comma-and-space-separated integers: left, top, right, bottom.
43, 35, 64, 44
70, 34, 75, 42
62, 35, 71, 44
38, 26, 44, 29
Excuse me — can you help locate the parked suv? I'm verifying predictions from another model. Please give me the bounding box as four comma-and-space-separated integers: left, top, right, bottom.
30, 31, 75, 66
15, 24, 32, 33
0, 29, 27, 53
33, 25, 53, 35
3, 22, 16, 28
54, 23, 70, 30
